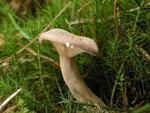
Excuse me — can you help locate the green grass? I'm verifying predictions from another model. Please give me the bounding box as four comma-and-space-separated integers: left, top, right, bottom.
0, 0, 150, 113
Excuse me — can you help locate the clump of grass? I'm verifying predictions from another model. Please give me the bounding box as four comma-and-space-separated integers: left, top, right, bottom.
0, 0, 150, 112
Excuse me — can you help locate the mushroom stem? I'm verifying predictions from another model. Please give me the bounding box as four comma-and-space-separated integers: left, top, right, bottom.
59, 55, 106, 107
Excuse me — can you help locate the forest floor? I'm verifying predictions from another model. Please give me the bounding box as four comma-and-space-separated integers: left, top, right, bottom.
0, 0, 150, 113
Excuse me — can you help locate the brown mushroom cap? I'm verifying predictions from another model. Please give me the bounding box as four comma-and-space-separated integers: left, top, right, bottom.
39, 28, 99, 57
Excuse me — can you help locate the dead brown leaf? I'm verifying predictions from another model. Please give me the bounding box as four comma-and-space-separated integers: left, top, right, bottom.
9, 0, 33, 16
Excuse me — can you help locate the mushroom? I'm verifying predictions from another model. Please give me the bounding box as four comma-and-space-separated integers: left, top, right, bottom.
39, 28, 106, 107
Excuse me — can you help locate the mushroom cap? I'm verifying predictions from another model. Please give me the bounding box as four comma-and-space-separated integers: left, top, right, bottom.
39, 28, 99, 57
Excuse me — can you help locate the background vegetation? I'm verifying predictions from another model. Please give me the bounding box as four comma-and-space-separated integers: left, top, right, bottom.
0, 0, 150, 113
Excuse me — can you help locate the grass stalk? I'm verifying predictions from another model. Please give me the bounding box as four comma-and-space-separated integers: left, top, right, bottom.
16, 1, 72, 54
0, 88, 21, 111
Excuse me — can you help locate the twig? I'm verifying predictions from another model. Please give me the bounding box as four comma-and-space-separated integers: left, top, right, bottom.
0, 88, 21, 111
18, 43, 60, 70
114, 0, 117, 18
113, 0, 121, 37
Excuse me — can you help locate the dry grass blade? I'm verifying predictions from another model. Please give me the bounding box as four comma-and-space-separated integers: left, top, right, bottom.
0, 33, 4, 48
136, 45, 150, 61
77, 1, 92, 13
0, 88, 21, 111
0, 1, 71, 69
18, 43, 60, 70
16, 1, 72, 55
128, 2, 150, 12
0, 57, 11, 64
3, 105, 16, 113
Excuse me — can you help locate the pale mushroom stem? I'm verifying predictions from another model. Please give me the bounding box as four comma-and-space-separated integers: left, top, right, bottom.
59, 55, 106, 107
39, 28, 107, 109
